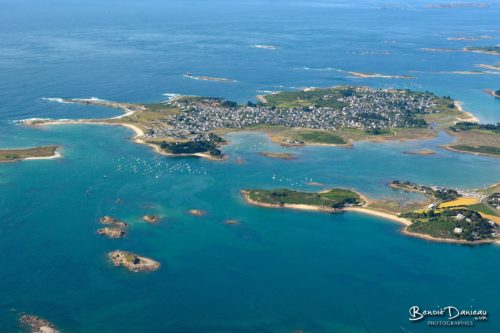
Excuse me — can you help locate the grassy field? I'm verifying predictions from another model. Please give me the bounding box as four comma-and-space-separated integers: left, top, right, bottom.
245, 188, 362, 208
0, 146, 58, 162
449, 145, 500, 156
293, 131, 347, 145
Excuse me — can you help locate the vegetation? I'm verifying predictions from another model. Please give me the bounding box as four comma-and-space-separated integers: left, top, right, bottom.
0, 146, 58, 162
449, 122, 500, 134
245, 188, 363, 209
449, 145, 500, 156
293, 131, 347, 145
156, 133, 223, 156
403, 209, 497, 241
391, 180, 460, 202
465, 46, 500, 55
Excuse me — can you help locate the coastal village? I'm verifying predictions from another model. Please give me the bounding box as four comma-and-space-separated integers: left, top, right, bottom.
146, 87, 448, 140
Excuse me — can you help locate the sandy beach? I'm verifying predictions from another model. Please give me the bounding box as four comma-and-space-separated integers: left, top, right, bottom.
454, 101, 480, 122
23, 149, 62, 161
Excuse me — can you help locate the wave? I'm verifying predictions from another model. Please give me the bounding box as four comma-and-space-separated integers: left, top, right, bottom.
42, 97, 69, 104
294, 67, 343, 72
251, 44, 278, 50
162, 93, 182, 101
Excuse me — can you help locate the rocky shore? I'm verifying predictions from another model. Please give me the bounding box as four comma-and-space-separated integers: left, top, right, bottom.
108, 250, 160, 272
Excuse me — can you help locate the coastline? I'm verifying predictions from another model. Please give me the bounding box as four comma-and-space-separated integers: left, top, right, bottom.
484, 89, 500, 98
454, 101, 480, 122
24, 149, 62, 161
0, 146, 62, 163
439, 144, 499, 158
241, 190, 499, 245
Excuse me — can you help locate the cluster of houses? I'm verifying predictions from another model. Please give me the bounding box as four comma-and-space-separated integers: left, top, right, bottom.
142, 88, 442, 139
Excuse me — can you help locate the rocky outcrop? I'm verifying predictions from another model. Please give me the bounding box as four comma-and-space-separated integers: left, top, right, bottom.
142, 215, 160, 224
108, 251, 160, 272
19, 315, 59, 333
97, 227, 126, 238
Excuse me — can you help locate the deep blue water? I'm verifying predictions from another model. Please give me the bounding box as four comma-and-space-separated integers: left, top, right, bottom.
0, 1, 499, 332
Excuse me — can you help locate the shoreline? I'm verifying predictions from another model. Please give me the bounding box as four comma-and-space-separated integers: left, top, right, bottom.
439, 144, 499, 158
0, 146, 62, 163
241, 190, 498, 245
483, 89, 500, 98
454, 101, 480, 122
23, 149, 62, 161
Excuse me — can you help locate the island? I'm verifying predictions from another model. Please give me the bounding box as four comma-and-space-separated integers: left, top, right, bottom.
19, 314, 59, 333
142, 215, 160, 224
188, 209, 207, 216
445, 122, 500, 157
403, 149, 436, 156
100, 216, 128, 228
484, 89, 500, 98
20, 86, 475, 160
0, 146, 60, 163
241, 188, 364, 212
259, 152, 297, 160
97, 227, 126, 238
464, 46, 500, 56
98, 216, 128, 238
108, 250, 160, 272
184, 73, 237, 83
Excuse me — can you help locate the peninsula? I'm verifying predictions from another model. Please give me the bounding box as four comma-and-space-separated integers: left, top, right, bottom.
242, 182, 500, 244
21, 86, 474, 159
445, 122, 500, 157
0, 146, 60, 163
392, 181, 499, 243
108, 250, 160, 272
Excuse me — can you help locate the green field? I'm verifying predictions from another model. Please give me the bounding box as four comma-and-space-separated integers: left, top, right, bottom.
449, 145, 500, 156
245, 188, 362, 209
294, 131, 347, 145
0, 146, 58, 162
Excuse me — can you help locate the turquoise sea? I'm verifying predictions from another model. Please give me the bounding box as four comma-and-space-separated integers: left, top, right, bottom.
0, 1, 499, 332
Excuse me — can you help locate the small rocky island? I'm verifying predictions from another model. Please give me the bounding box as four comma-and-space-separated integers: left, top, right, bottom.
259, 152, 297, 160
188, 209, 207, 216
142, 215, 160, 224
97, 216, 128, 238
19, 314, 59, 333
108, 250, 160, 272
